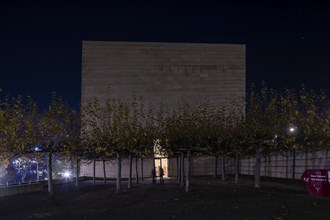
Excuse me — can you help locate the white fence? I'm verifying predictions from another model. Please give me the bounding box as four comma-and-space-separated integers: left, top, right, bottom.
79, 149, 330, 180
240, 149, 330, 179
79, 158, 154, 179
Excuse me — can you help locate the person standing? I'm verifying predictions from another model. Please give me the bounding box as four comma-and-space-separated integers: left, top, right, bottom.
151, 168, 156, 184
158, 166, 164, 184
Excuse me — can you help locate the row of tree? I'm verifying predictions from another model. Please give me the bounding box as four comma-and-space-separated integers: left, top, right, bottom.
0, 84, 329, 194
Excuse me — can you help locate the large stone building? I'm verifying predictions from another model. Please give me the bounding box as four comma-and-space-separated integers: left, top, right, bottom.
80, 41, 245, 178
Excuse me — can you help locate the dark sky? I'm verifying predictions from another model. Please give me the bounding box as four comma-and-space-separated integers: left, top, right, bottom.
1, 1, 330, 110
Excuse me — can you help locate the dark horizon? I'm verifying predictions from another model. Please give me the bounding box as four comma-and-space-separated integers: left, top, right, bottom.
1, 1, 330, 110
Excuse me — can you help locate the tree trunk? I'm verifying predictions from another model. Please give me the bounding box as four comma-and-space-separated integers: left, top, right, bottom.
255, 151, 261, 188
304, 150, 309, 171
264, 156, 267, 176
135, 157, 139, 184
152, 155, 156, 184
93, 158, 96, 185
176, 155, 180, 183
152, 156, 156, 171
75, 157, 79, 188
235, 153, 239, 184
185, 149, 191, 192
103, 160, 107, 183
221, 154, 225, 181
292, 149, 296, 179
116, 152, 121, 193
36, 160, 39, 182
140, 158, 144, 182
267, 155, 271, 176
274, 154, 278, 177
286, 151, 289, 178
21, 171, 27, 183
214, 155, 218, 179
326, 149, 329, 169
47, 152, 53, 195
180, 152, 185, 187
128, 154, 132, 188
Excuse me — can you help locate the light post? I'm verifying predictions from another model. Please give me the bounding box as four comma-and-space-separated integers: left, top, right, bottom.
30, 159, 39, 182
34, 146, 41, 182
35, 160, 39, 182
288, 125, 297, 179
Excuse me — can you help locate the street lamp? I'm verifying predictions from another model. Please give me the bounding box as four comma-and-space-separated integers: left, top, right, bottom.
63, 171, 71, 178
287, 124, 297, 179
31, 160, 39, 182
289, 127, 295, 133
33, 145, 42, 182
288, 125, 297, 135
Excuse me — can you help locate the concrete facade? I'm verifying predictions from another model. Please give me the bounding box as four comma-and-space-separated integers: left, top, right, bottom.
81, 41, 246, 178
82, 41, 245, 107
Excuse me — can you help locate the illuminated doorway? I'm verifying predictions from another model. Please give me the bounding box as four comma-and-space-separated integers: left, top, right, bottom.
153, 140, 168, 177
154, 158, 168, 177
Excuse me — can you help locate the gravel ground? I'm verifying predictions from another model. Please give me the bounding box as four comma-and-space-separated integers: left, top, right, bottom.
1, 176, 330, 220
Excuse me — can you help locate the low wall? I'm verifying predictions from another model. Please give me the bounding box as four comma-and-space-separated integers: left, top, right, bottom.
79, 149, 330, 180
0, 183, 43, 197
80, 158, 154, 179
240, 149, 330, 179
168, 156, 234, 177
80, 156, 236, 179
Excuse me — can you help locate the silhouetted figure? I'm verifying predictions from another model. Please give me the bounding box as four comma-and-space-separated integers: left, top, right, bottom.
151, 168, 156, 184
158, 166, 164, 184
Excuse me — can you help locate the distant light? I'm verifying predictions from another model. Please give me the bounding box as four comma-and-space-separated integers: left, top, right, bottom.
63, 171, 71, 178
34, 146, 40, 151
288, 125, 297, 135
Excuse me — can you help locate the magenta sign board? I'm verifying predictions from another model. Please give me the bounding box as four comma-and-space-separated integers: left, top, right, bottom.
301, 169, 330, 197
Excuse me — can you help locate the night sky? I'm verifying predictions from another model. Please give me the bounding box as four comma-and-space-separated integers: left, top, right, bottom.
1, 1, 330, 110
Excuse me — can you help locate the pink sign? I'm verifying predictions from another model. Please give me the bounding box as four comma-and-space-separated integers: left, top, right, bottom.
301, 169, 330, 197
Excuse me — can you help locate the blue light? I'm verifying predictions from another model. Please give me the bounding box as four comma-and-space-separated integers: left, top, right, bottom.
34, 144, 41, 151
